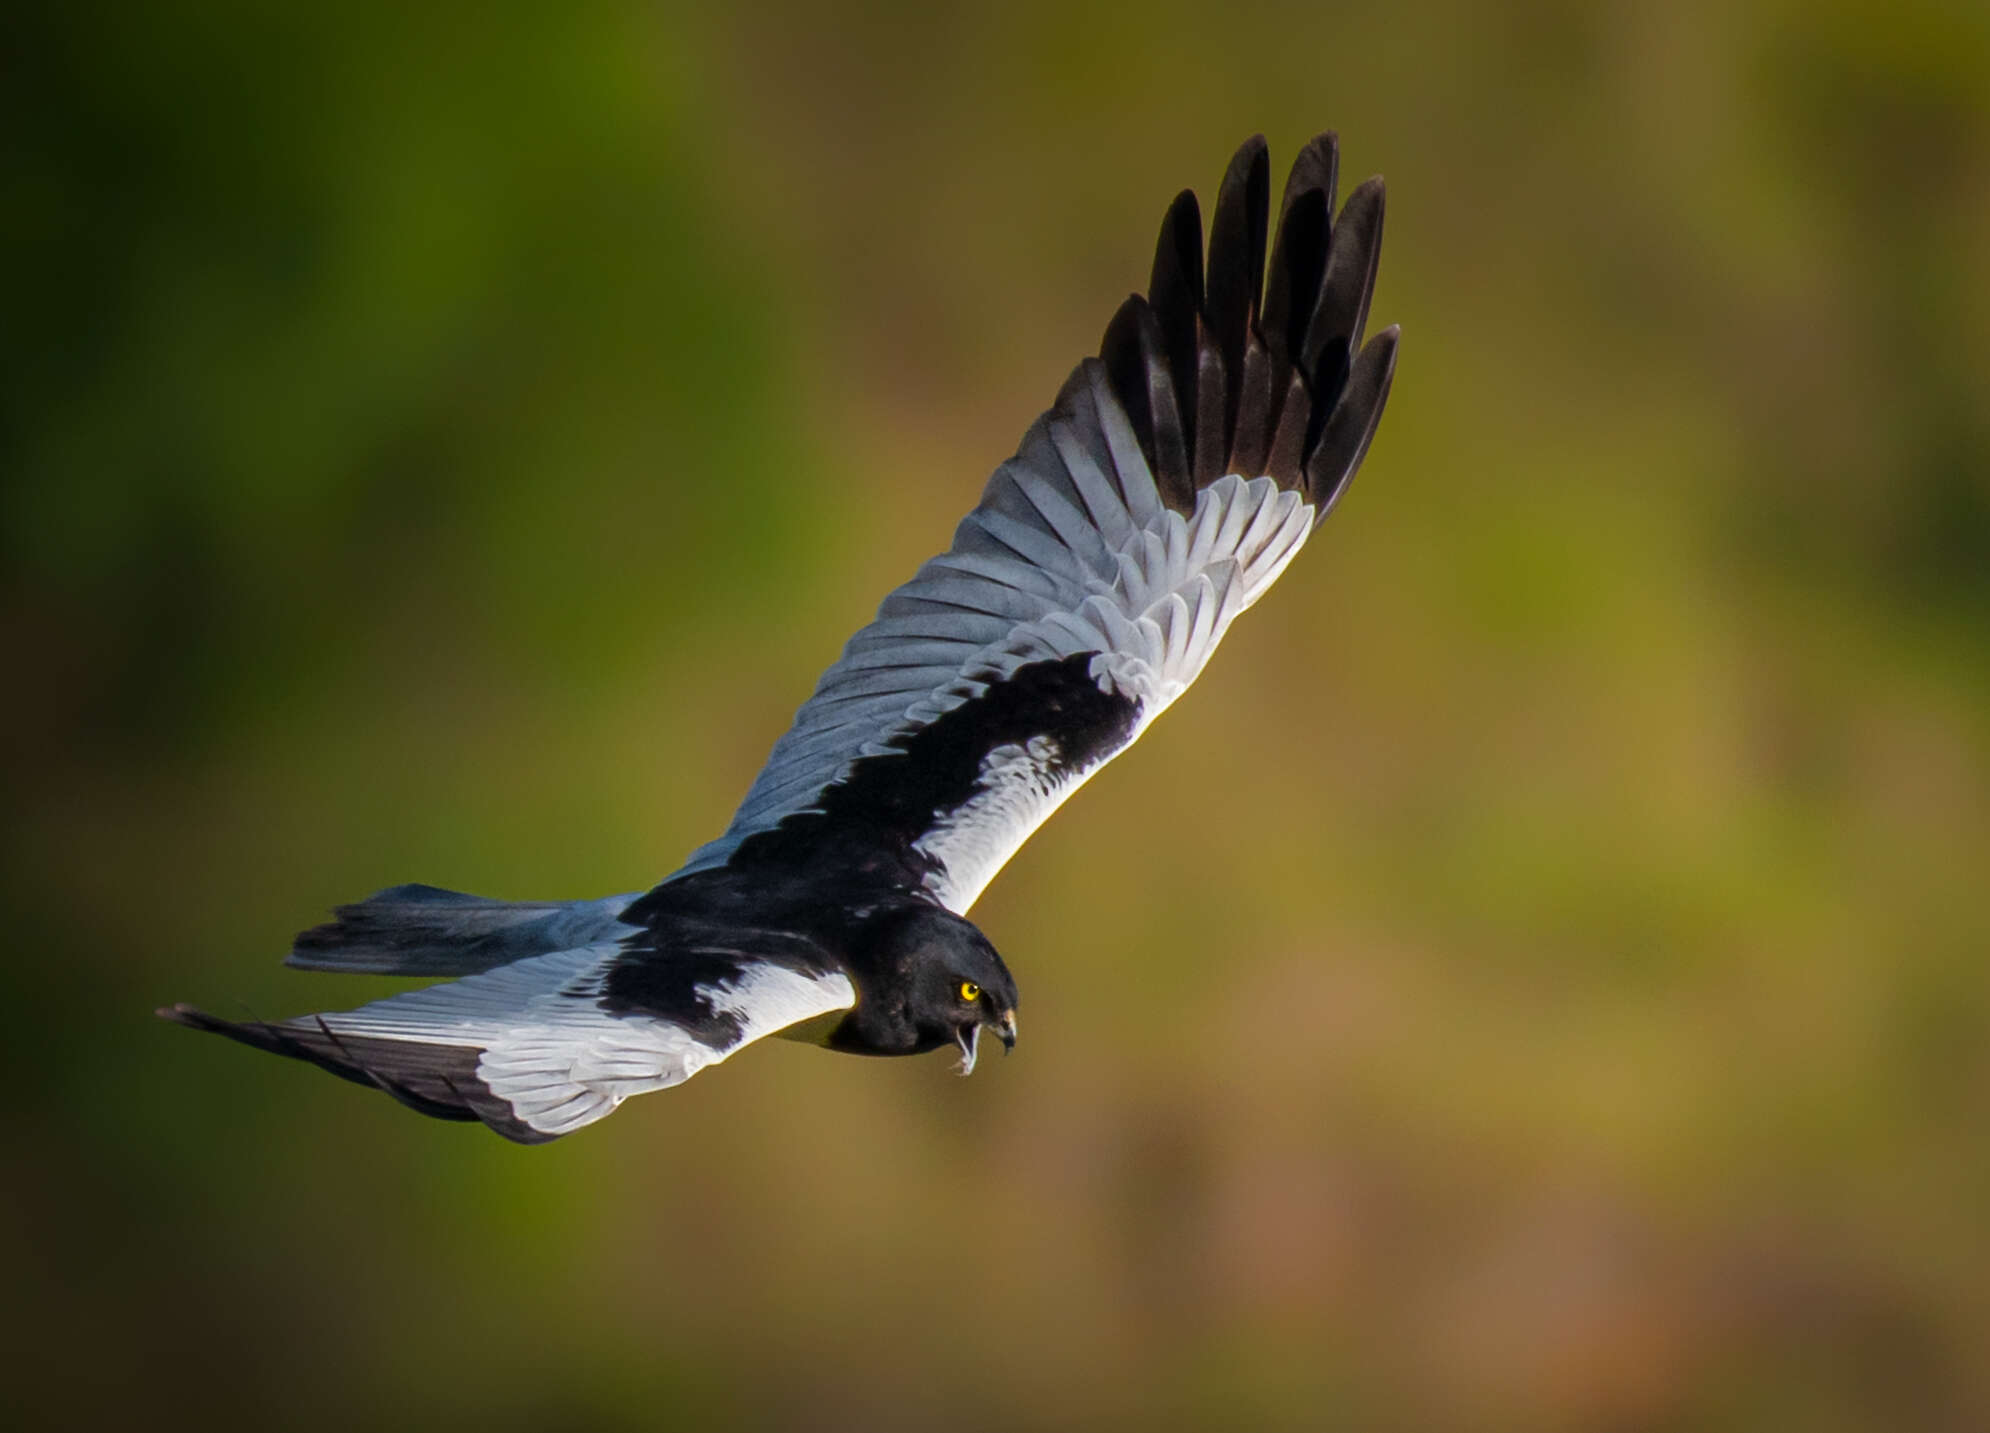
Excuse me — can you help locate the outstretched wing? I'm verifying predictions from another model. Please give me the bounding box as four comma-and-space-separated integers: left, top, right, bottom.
675, 133, 1397, 912
161, 935, 854, 1143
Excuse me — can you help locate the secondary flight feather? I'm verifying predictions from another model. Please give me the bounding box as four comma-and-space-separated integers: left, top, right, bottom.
161, 132, 1399, 1143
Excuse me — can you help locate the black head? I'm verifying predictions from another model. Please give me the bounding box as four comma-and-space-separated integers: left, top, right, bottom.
837, 905, 1019, 1071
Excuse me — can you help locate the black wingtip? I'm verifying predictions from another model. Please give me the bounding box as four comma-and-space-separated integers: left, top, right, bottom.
1149, 190, 1204, 314
1095, 131, 1393, 514
1305, 323, 1399, 518
1283, 132, 1340, 212
1099, 294, 1156, 460
160, 998, 547, 1140
1310, 175, 1386, 368
1204, 135, 1272, 457
158, 1001, 249, 1036
1147, 188, 1204, 429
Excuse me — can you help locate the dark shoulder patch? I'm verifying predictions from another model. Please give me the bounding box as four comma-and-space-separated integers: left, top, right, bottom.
594, 908, 845, 1051
156, 1003, 554, 1144
728, 652, 1141, 885
594, 945, 754, 1048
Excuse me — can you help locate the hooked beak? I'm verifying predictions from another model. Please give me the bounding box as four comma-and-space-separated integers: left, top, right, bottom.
954, 1009, 1018, 1077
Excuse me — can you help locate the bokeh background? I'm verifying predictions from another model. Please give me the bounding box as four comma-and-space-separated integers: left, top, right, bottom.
6, 2, 1988, 1429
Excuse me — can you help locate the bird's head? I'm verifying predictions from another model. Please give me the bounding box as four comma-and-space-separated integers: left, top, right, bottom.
861, 905, 1019, 1073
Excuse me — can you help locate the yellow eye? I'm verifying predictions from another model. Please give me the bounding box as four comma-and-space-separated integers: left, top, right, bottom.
959, 981, 981, 1003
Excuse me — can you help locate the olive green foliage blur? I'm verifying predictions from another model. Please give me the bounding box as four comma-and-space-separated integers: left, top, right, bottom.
5, 2, 1988, 1430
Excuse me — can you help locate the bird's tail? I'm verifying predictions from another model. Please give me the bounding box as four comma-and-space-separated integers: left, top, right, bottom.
285, 882, 641, 976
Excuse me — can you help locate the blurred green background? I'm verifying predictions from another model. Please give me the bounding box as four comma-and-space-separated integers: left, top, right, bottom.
5, 1, 1988, 1429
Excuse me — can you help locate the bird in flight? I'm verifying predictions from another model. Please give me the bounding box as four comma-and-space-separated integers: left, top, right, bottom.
161, 132, 1398, 1143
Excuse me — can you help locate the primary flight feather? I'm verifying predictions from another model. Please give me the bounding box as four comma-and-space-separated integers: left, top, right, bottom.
161, 132, 1399, 1143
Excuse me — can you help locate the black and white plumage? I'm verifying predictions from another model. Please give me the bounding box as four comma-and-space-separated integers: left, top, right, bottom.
162, 133, 1398, 1144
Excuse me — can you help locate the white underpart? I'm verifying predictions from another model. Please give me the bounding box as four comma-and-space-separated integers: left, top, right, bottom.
309, 945, 855, 1137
